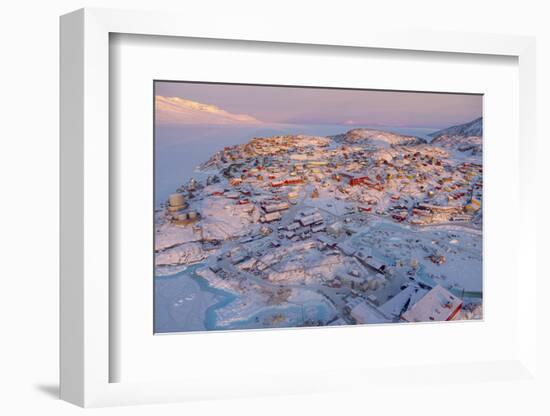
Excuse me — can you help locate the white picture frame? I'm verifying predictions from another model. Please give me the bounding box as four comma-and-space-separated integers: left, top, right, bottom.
60, 7, 539, 408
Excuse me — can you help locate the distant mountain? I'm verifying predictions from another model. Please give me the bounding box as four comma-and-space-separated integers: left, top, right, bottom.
429, 118, 483, 156
155, 96, 262, 125
429, 117, 483, 140
332, 128, 426, 148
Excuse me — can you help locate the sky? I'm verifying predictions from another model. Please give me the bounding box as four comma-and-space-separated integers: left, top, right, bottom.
155, 81, 482, 129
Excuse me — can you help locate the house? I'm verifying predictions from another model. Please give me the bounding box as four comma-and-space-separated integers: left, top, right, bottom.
316, 235, 337, 249
401, 285, 463, 322
300, 208, 318, 217
263, 202, 289, 213
337, 172, 368, 186
311, 224, 326, 233
284, 177, 303, 185
338, 273, 365, 290
350, 175, 371, 186
225, 191, 240, 199
349, 299, 390, 324
336, 242, 356, 256
261, 212, 282, 223
230, 253, 249, 265
354, 252, 386, 274
287, 222, 300, 231
299, 212, 323, 227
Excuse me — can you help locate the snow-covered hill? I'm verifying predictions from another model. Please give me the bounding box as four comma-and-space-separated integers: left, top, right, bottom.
429, 118, 483, 156
431, 135, 482, 155
332, 129, 426, 149
155, 96, 261, 125
429, 117, 483, 140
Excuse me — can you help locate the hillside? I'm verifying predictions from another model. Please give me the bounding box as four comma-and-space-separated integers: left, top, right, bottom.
429, 117, 483, 140
429, 118, 483, 156
332, 128, 427, 149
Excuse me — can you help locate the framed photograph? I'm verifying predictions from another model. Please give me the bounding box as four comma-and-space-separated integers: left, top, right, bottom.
60, 8, 539, 408
153, 81, 483, 334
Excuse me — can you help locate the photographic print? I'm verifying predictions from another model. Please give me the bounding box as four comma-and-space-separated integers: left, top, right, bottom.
154, 82, 483, 333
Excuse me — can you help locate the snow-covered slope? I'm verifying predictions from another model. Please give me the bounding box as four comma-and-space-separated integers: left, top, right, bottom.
429, 117, 483, 140
431, 135, 482, 155
429, 118, 483, 156
155, 96, 261, 125
333, 129, 426, 148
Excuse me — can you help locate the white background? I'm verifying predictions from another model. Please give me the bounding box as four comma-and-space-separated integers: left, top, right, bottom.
1, 1, 548, 415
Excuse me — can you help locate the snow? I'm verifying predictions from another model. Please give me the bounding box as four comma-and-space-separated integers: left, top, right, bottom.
350, 300, 390, 324
429, 117, 483, 139
336, 128, 426, 148
155, 242, 208, 267
401, 285, 463, 322
155, 269, 220, 332
354, 220, 482, 292
155, 121, 483, 332
155, 221, 199, 251
429, 117, 483, 156
199, 196, 257, 240
378, 285, 428, 318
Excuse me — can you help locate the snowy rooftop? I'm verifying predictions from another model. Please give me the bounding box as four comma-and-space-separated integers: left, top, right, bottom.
350, 300, 390, 324
401, 285, 463, 322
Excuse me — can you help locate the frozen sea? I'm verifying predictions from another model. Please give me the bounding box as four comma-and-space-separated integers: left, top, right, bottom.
155, 264, 336, 333
155, 124, 437, 207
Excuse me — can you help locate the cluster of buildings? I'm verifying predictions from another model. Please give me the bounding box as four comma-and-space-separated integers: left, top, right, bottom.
197, 136, 482, 230
156, 129, 482, 328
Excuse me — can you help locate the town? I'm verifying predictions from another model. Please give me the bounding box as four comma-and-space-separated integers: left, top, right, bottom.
155, 120, 483, 331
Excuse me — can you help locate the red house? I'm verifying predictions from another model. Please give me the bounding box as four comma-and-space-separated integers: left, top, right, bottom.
284, 177, 303, 185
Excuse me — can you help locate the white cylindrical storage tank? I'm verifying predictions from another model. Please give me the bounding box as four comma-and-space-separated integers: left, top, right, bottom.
169, 193, 185, 207
188, 211, 198, 220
